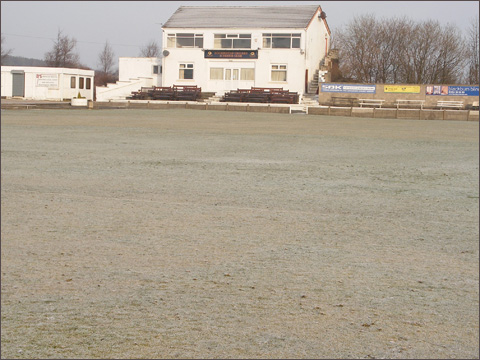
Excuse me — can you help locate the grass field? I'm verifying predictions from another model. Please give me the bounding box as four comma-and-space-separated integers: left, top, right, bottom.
1, 109, 479, 359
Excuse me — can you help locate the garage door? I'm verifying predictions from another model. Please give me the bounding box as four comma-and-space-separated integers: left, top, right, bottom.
12, 71, 25, 97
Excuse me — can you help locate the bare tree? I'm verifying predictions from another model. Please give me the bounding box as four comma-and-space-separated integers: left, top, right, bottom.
1, 34, 13, 64
431, 24, 467, 84
96, 41, 117, 87
337, 16, 468, 84
398, 20, 445, 84
375, 17, 413, 83
44, 29, 80, 68
139, 40, 160, 57
98, 40, 115, 74
466, 16, 479, 84
336, 14, 380, 83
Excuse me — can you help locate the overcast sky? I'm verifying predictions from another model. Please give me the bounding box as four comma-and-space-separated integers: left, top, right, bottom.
1, 1, 479, 70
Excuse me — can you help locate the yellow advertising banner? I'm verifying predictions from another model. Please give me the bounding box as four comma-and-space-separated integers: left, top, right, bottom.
384, 85, 421, 93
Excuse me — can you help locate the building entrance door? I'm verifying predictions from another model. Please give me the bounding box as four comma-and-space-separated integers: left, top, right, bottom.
225, 68, 240, 90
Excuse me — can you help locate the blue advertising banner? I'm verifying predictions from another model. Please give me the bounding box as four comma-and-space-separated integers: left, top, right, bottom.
204, 50, 258, 59
321, 84, 376, 94
426, 85, 479, 96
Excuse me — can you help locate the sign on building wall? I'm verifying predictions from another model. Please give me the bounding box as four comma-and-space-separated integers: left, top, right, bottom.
384, 85, 420, 93
426, 85, 479, 96
204, 50, 258, 59
36, 73, 59, 88
321, 84, 376, 94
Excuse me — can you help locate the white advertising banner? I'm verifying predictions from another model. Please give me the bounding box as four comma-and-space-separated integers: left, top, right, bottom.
36, 73, 59, 88
321, 84, 376, 94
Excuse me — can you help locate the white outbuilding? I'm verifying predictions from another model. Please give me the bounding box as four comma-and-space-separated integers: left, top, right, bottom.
161, 5, 331, 97
0, 66, 95, 101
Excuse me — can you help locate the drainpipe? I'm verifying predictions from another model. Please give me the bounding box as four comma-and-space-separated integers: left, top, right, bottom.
325, 34, 328, 59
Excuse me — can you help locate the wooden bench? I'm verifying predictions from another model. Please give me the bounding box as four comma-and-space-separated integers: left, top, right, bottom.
358, 99, 385, 108
221, 89, 250, 102
150, 87, 175, 100
173, 85, 202, 101
395, 99, 425, 109
332, 96, 357, 107
437, 100, 464, 109
128, 86, 155, 100
221, 87, 298, 104
251, 87, 284, 93
223, 91, 245, 102
270, 89, 299, 104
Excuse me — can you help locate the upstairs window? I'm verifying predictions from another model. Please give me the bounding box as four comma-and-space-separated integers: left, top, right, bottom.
167, 33, 203, 48
214, 34, 251, 49
153, 65, 162, 74
263, 33, 301, 49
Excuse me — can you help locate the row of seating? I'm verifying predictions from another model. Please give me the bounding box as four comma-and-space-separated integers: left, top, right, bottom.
128, 85, 202, 101
332, 97, 467, 109
222, 87, 299, 104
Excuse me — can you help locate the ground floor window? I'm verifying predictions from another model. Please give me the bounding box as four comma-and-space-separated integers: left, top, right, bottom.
79, 77, 84, 89
271, 64, 287, 81
210, 68, 223, 80
179, 63, 194, 79
209, 67, 255, 81
241, 68, 254, 80
86, 78, 91, 90
70, 76, 76, 88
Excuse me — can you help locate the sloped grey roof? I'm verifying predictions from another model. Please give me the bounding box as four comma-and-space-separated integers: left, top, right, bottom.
163, 5, 320, 29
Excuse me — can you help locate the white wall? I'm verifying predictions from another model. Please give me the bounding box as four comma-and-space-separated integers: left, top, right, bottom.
119, 57, 162, 86
161, 24, 328, 96
305, 8, 331, 82
95, 78, 155, 101
1, 66, 95, 100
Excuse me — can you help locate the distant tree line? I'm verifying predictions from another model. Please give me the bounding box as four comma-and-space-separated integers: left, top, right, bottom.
2, 29, 161, 88
333, 15, 479, 85
1, 35, 13, 63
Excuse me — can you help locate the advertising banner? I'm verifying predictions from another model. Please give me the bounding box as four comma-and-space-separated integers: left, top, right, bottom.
321, 84, 376, 94
204, 50, 258, 59
384, 85, 420, 93
426, 85, 479, 96
36, 73, 58, 88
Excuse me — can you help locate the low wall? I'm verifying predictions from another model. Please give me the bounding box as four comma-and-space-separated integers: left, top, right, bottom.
307, 105, 478, 121
3, 99, 477, 121
92, 101, 289, 114
89, 101, 480, 121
